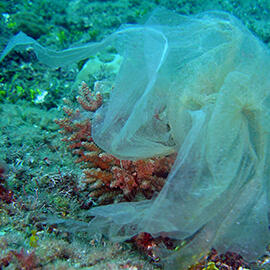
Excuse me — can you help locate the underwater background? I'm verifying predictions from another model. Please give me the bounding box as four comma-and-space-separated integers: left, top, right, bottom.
0, 0, 270, 269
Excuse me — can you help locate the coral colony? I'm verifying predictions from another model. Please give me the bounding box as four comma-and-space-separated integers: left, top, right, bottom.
55, 81, 176, 204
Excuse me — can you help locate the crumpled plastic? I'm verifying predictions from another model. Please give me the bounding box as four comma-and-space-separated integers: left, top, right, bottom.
2, 8, 270, 269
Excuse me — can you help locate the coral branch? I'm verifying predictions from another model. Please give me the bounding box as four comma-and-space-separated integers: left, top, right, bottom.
77, 81, 102, 112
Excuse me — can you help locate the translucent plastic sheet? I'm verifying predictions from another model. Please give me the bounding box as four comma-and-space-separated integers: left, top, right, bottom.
2, 8, 270, 269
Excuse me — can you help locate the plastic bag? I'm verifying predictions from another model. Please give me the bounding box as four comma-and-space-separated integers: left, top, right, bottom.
91, 10, 270, 268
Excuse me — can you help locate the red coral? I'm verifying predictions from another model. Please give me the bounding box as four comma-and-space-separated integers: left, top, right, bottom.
108, 156, 175, 199
189, 249, 250, 269
55, 81, 176, 204
111, 166, 138, 196
0, 251, 13, 267
132, 233, 159, 262
77, 81, 102, 112
134, 160, 155, 179
0, 249, 39, 270
132, 232, 176, 263
0, 162, 15, 204
12, 249, 39, 270
0, 185, 14, 204
209, 249, 249, 269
